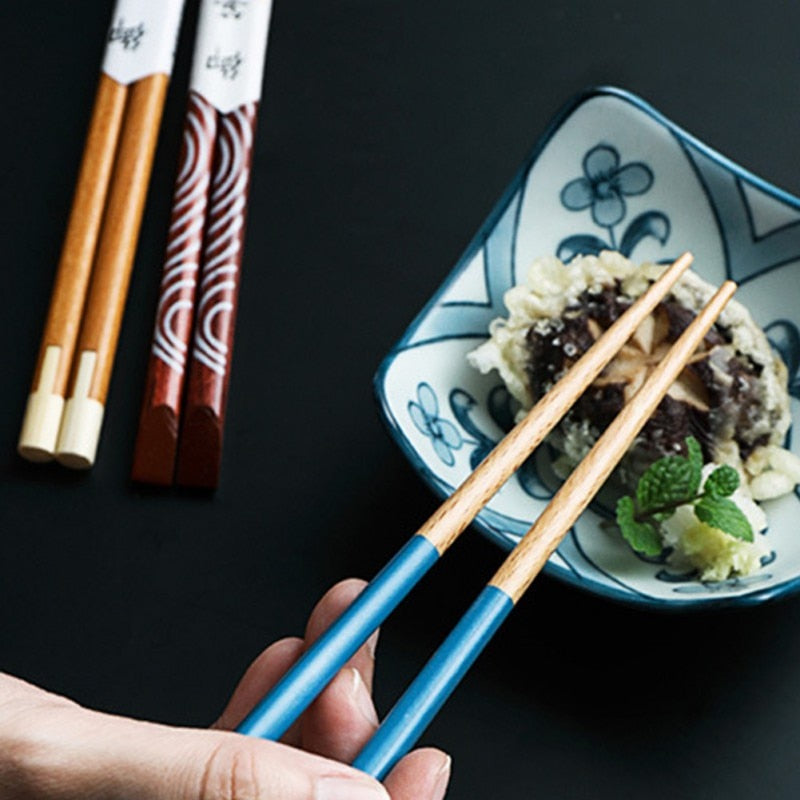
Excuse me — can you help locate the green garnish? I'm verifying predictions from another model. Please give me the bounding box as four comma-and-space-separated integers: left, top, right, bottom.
694, 496, 754, 541
615, 436, 754, 556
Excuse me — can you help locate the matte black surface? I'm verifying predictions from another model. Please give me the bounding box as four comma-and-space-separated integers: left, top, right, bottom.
3, 2, 800, 798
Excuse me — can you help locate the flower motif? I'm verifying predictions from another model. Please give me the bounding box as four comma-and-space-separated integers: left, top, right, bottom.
408, 383, 463, 466
561, 145, 653, 228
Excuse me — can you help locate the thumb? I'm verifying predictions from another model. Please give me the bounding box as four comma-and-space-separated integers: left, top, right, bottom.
11, 700, 388, 800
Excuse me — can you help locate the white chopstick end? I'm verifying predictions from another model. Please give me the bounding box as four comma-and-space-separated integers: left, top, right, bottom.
18, 391, 64, 462
55, 397, 105, 470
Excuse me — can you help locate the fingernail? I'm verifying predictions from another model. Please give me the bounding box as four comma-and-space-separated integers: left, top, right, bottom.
432, 754, 452, 800
349, 667, 379, 726
317, 776, 389, 800
366, 628, 380, 659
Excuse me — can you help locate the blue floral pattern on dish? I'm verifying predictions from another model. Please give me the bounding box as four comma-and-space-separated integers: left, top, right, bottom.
410, 382, 556, 500
561, 144, 652, 226
408, 383, 463, 466
447, 389, 495, 470
766, 319, 800, 399
558, 143, 670, 262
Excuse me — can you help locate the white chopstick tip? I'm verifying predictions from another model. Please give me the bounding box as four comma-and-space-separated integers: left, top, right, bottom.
55, 350, 104, 469
55, 397, 104, 470
18, 391, 64, 462
18, 344, 64, 462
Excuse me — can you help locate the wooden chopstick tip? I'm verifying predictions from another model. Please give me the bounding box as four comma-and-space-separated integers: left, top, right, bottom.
175, 405, 223, 489
709, 280, 737, 311
131, 405, 180, 486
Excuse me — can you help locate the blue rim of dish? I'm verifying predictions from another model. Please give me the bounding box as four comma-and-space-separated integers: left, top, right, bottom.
373, 85, 800, 612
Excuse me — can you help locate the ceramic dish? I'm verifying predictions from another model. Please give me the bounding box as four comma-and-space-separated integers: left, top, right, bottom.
375, 86, 800, 610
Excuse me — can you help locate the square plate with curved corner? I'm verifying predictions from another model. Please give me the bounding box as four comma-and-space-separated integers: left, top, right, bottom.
375, 86, 800, 610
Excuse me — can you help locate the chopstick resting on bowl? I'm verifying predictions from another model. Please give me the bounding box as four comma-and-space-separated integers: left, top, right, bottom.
352, 278, 737, 778
235, 251, 696, 742
18, 1, 185, 464
131, 0, 274, 487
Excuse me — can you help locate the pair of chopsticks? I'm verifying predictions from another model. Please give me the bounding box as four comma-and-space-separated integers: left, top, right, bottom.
17, 1, 185, 469
233, 252, 737, 778
131, 0, 273, 489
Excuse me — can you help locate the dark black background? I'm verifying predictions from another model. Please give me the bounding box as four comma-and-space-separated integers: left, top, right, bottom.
3, 1, 800, 798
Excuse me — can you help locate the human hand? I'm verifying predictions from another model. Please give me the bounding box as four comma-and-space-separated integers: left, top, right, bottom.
0, 579, 450, 799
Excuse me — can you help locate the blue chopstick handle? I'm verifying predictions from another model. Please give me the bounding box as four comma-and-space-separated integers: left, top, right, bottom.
236, 534, 440, 740
352, 584, 514, 780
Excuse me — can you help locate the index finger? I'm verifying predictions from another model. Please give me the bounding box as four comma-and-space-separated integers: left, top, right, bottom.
303, 578, 380, 693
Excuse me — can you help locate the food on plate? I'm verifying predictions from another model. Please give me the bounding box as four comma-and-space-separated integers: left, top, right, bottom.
468, 251, 800, 580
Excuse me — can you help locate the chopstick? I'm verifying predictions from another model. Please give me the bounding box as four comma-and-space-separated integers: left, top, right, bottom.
174, 101, 260, 488
17, 75, 128, 459
352, 279, 737, 779
18, 1, 186, 468
132, 0, 273, 487
235, 252, 695, 741
56, 73, 174, 468
131, 89, 219, 485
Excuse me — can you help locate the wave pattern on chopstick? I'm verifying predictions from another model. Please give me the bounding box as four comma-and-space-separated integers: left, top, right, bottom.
191, 103, 256, 376
152, 92, 217, 377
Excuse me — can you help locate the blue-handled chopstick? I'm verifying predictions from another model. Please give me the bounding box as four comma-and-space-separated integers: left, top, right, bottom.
237, 252, 695, 741
352, 279, 737, 779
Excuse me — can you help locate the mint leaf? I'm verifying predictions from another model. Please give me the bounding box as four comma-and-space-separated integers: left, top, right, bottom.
704, 465, 740, 498
686, 436, 703, 496
694, 496, 754, 542
616, 495, 662, 555
636, 454, 696, 515
616, 436, 754, 558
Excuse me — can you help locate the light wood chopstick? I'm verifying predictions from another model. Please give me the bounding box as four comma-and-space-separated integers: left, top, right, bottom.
235, 252, 695, 742
55, 74, 172, 469
419, 252, 695, 554
17, 73, 128, 461
20, 2, 185, 467
352, 280, 737, 779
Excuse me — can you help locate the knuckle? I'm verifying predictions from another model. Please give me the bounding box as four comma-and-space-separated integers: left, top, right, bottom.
0, 716, 64, 800
199, 739, 271, 800
0, 738, 37, 798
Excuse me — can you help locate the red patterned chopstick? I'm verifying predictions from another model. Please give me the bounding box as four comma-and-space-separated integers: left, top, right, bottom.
175, 103, 258, 487
132, 92, 218, 484
132, 0, 272, 486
